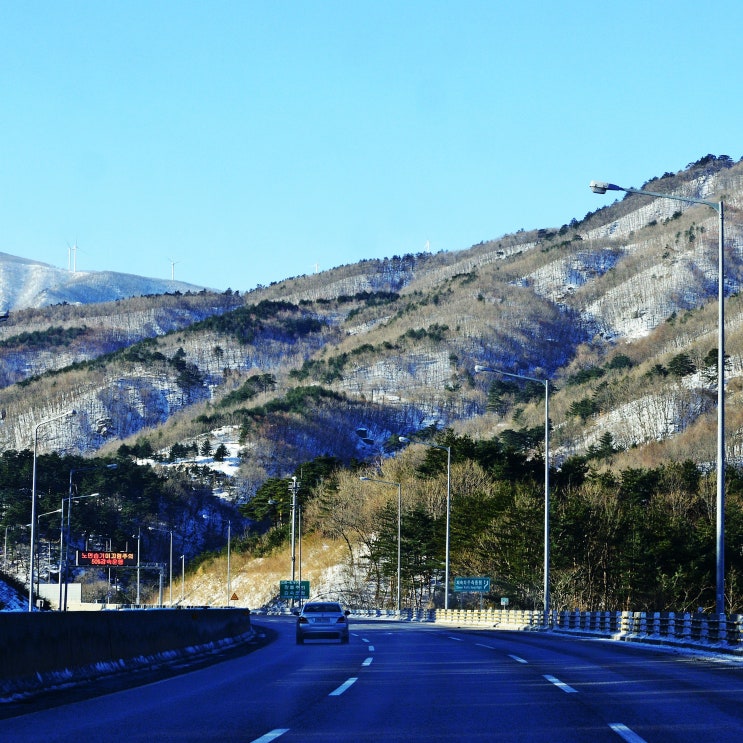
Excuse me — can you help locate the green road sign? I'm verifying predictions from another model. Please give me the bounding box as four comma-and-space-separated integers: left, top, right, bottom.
280, 580, 310, 599
454, 576, 491, 593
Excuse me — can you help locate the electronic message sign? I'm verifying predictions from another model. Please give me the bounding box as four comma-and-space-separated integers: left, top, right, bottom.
76, 550, 136, 567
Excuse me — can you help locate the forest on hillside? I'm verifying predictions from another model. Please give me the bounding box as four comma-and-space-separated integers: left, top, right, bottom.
0, 450, 240, 606
3, 157, 743, 615
239, 429, 743, 615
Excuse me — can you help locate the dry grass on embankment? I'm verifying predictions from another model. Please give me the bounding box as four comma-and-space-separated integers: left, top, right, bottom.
178, 534, 359, 610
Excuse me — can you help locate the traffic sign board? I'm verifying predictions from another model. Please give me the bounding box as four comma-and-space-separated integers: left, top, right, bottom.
454, 576, 491, 593
280, 580, 310, 599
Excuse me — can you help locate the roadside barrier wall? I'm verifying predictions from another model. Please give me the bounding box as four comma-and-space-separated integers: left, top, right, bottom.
0, 607, 252, 696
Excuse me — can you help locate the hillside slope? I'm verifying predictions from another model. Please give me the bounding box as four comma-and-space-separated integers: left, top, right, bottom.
0, 251, 210, 312
0, 155, 741, 493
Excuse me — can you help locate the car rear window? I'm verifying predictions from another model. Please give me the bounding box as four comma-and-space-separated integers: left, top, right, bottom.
303, 603, 342, 613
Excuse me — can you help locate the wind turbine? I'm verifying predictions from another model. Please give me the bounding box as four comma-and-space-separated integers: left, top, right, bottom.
67, 242, 78, 272
169, 258, 181, 281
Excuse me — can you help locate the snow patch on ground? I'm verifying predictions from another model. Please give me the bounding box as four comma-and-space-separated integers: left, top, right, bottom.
0, 577, 26, 611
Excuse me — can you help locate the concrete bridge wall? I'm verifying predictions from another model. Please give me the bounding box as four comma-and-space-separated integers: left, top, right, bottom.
0, 607, 252, 697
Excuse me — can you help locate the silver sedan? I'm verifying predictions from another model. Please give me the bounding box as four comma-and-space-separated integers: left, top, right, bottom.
294, 601, 350, 644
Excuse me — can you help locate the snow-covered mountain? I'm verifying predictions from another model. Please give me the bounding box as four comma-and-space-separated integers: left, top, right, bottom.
0, 252, 210, 312
2, 156, 743, 474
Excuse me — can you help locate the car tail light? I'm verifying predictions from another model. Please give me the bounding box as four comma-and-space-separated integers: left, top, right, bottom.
336, 616, 346, 623
299, 617, 309, 624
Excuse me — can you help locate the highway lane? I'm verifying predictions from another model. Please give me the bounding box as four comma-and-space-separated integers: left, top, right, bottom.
463, 627, 743, 741
273, 622, 608, 741
0, 616, 369, 742
2, 617, 743, 741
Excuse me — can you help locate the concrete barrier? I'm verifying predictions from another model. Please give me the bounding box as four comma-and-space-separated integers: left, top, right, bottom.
0, 607, 252, 699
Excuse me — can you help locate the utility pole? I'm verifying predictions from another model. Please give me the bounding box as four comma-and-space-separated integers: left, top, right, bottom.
290, 477, 299, 582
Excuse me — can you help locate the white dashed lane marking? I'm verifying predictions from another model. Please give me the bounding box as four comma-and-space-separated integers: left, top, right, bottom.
410, 634, 649, 741
608, 723, 648, 743
329, 677, 358, 696
250, 729, 290, 743
543, 674, 578, 693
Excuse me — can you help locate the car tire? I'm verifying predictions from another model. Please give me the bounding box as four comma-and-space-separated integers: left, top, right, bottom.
341, 635, 349, 644
296, 636, 304, 645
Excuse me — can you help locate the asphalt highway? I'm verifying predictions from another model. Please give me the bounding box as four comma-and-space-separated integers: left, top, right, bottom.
2, 617, 743, 741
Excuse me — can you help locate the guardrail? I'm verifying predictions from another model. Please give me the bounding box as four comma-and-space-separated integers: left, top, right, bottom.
349, 608, 743, 652
551, 609, 743, 647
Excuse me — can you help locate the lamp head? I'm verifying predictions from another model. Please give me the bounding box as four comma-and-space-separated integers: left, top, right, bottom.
589, 180, 609, 194
590, 181, 623, 194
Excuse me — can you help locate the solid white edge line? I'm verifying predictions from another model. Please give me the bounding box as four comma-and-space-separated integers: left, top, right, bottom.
329, 677, 358, 696
250, 729, 290, 743
543, 674, 578, 693
508, 654, 528, 664
608, 723, 648, 743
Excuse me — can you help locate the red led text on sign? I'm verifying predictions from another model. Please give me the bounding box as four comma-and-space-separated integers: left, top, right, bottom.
77, 551, 136, 567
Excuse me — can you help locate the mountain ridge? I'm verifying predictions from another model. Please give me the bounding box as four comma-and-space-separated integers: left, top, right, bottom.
0, 251, 211, 312
0, 155, 741, 484
4, 154, 743, 613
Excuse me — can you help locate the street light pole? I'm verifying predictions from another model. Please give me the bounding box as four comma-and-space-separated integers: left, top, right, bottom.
169, 530, 173, 607
590, 180, 726, 615
475, 365, 551, 622
298, 506, 303, 608
61, 491, 100, 610
360, 477, 402, 612
398, 437, 452, 609
29, 409, 76, 612
136, 528, 141, 605
58, 500, 65, 605
290, 477, 299, 583
30, 506, 64, 606
148, 526, 174, 607
64, 462, 117, 610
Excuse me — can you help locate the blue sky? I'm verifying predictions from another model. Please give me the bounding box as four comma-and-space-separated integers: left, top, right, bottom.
1, 1, 741, 293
